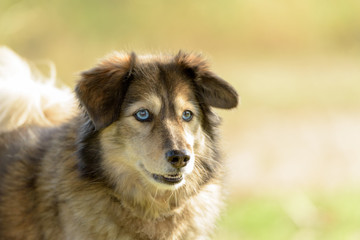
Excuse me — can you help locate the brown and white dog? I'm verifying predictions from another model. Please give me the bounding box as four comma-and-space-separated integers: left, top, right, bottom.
0, 47, 238, 240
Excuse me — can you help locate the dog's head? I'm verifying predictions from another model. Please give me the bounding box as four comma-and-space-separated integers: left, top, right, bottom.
76, 52, 238, 191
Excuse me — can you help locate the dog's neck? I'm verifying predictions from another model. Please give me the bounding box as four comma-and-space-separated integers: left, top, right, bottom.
109, 180, 190, 220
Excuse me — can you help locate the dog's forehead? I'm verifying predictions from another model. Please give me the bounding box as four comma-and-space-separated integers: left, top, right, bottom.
127, 62, 195, 105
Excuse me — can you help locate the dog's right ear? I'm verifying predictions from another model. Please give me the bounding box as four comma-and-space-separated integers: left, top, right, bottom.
75, 52, 136, 130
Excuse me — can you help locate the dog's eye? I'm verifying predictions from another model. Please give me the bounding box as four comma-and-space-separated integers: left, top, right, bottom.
134, 109, 152, 122
182, 110, 193, 122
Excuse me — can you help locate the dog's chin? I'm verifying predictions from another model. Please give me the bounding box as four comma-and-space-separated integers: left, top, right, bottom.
138, 163, 186, 190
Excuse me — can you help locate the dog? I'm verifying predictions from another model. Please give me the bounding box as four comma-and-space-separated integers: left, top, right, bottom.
0, 47, 238, 240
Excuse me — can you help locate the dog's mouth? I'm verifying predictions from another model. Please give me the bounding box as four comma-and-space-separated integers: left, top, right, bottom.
152, 173, 183, 185
139, 164, 184, 185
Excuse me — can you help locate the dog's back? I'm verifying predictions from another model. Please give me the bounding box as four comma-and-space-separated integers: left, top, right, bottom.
0, 48, 238, 240
0, 47, 74, 194
0, 47, 74, 239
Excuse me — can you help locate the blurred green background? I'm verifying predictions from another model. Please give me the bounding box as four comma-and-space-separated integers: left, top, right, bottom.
1, 0, 360, 239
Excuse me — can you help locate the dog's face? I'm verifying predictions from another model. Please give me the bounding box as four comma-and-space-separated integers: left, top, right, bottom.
100, 66, 203, 190
76, 52, 238, 191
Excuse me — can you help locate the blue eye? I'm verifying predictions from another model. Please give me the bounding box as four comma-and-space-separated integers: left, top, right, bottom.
182, 110, 193, 122
134, 109, 151, 122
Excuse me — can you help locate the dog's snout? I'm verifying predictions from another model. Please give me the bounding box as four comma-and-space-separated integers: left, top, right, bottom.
166, 150, 190, 169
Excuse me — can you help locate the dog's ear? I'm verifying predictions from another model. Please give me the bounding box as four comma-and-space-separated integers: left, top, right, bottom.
175, 52, 238, 109
75, 52, 136, 130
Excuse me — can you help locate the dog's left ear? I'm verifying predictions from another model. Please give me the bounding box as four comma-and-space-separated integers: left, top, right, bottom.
175, 52, 238, 109
194, 71, 238, 109
75, 52, 136, 130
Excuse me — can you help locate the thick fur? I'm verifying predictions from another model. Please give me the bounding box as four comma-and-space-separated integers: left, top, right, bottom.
0, 47, 75, 131
0, 48, 238, 240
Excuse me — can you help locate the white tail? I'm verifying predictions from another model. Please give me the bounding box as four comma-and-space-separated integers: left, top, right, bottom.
0, 47, 76, 132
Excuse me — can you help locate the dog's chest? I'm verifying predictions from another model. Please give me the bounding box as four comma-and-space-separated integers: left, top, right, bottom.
60, 197, 187, 240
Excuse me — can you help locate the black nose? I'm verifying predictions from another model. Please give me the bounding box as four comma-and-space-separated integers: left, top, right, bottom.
166, 150, 190, 169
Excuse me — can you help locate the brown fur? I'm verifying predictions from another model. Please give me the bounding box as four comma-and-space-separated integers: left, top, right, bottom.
0, 51, 238, 240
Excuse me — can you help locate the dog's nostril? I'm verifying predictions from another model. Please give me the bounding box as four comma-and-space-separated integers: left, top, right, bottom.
166, 150, 190, 169
170, 156, 179, 164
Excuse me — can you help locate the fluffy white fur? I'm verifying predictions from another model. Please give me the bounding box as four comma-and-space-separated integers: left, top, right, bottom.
0, 46, 75, 132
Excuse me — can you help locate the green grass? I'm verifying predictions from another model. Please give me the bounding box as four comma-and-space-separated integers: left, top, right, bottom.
215, 191, 360, 240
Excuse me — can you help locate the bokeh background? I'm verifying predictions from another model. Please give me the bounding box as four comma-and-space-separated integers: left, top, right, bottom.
1, 0, 360, 239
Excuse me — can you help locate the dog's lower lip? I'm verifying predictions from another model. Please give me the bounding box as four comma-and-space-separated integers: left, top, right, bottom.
152, 174, 183, 184
140, 164, 183, 185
